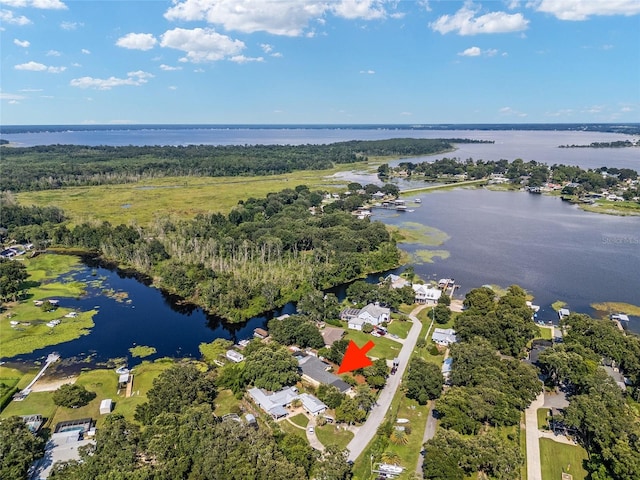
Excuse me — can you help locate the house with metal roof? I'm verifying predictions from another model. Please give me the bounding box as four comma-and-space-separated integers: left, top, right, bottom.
298, 355, 351, 393
298, 393, 328, 416
431, 328, 457, 346
412, 284, 442, 305
248, 386, 299, 419
341, 303, 390, 330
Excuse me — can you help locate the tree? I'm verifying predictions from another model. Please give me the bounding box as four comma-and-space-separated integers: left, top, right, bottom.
317, 384, 345, 409
437, 293, 451, 306
432, 304, 451, 325
242, 345, 300, 391
0, 416, 45, 480
134, 363, 216, 424
405, 358, 443, 404
0, 259, 28, 302
313, 444, 352, 480
53, 383, 96, 408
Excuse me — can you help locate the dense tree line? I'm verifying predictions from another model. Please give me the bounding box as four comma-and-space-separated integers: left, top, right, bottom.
3, 186, 402, 322
0, 259, 28, 303
0, 416, 45, 480
0, 139, 471, 191
455, 285, 539, 357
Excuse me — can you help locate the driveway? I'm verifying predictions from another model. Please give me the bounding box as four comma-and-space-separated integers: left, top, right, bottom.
525, 392, 545, 480
346, 304, 427, 462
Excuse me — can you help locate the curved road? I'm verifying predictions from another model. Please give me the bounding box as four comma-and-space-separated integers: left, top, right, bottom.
346, 305, 427, 462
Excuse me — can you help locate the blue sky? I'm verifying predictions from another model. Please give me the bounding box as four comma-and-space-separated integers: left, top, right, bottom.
1, 0, 639, 125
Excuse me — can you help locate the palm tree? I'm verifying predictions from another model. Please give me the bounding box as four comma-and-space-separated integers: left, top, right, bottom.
389, 429, 409, 445
381, 451, 401, 465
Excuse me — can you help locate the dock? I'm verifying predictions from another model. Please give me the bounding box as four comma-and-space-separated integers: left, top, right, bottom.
15, 353, 60, 400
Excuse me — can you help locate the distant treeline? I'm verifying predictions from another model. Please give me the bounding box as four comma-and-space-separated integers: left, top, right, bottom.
0, 138, 488, 192
558, 140, 637, 148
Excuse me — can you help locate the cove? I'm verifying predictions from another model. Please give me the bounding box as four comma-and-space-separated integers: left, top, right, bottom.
5, 255, 392, 367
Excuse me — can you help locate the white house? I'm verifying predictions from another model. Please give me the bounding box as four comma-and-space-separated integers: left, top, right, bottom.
412, 284, 442, 305
248, 386, 299, 419
299, 393, 328, 416
341, 303, 390, 331
384, 274, 410, 289
99, 399, 113, 415
432, 328, 457, 346
225, 350, 245, 363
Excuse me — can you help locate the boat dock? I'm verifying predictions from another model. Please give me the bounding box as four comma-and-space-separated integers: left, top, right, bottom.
15, 353, 60, 400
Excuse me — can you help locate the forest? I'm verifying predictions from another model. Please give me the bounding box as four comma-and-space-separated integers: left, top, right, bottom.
0, 138, 489, 191
1, 185, 401, 321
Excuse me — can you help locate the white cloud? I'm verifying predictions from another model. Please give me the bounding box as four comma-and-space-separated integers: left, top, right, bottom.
431, 3, 529, 35
46, 49, 61, 56
168, 85, 177, 90
230, 55, 264, 63
400, 111, 413, 116
159, 64, 182, 71
534, 0, 640, 20
160, 27, 245, 63
164, 0, 393, 37
70, 70, 154, 90
71, 62, 81, 67
0, 0, 66, 9
81, 48, 90, 54
506, 0, 521, 9
359, 69, 376, 74
0, 9, 31, 25
545, 108, 574, 117
60, 21, 81, 30
332, 0, 388, 20
260, 43, 283, 57
459, 46, 481, 56
499, 106, 527, 117
1, 92, 26, 101
14, 61, 66, 73
14, 38, 30, 47
116, 32, 158, 51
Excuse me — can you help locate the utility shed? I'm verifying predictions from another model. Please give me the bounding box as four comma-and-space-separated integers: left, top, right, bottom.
100, 399, 113, 415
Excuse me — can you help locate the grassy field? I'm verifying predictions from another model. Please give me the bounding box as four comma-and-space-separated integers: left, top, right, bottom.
540, 438, 589, 480
343, 329, 402, 361
579, 199, 640, 216
536, 326, 553, 341
591, 302, 640, 317
213, 389, 241, 417
129, 345, 157, 358
386, 319, 412, 339
316, 423, 354, 450
279, 418, 307, 440
1, 254, 98, 358
15, 165, 364, 226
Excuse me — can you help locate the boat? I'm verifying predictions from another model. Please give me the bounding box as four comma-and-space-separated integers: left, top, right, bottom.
115, 366, 130, 375
415, 198, 422, 203
558, 308, 570, 320
396, 205, 408, 211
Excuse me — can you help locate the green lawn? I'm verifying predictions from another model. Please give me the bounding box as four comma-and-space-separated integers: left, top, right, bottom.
290, 413, 309, 428
540, 438, 588, 480
316, 423, 353, 450
1, 391, 58, 422
537, 408, 550, 430
279, 418, 308, 440
214, 389, 241, 417
536, 326, 553, 340
387, 319, 412, 339
343, 329, 402, 361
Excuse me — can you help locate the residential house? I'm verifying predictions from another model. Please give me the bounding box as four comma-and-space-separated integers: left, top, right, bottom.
298, 355, 351, 393
253, 328, 269, 339
341, 303, 390, 331
299, 393, 328, 416
384, 274, 410, 289
248, 386, 299, 419
431, 328, 457, 346
225, 350, 245, 363
321, 326, 345, 347
441, 357, 453, 382
412, 284, 442, 305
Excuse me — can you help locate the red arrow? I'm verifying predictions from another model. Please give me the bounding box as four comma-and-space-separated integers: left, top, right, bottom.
337, 340, 375, 374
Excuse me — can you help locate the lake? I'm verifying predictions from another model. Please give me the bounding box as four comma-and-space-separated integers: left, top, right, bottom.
373, 188, 640, 333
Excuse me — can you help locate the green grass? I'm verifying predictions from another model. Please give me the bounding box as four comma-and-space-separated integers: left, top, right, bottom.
551, 301, 567, 312
129, 345, 157, 358
386, 319, 412, 339
1, 254, 98, 358
0, 391, 58, 421
0, 366, 32, 411
383, 397, 431, 479
537, 408, 550, 430
214, 389, 241, 417
580, 200, 640, 216
591, 302, 640, 317
343, 329, 402, 361
540, 438, 589, 480
388, 223, 450, 247
279, 418, 308, 440
316, 423, 354, 450
413, 249, 451, 263
16, 167, 361, 226
289, 413, 309, 428
520, 413, 528, 480
536, 326, 553, 340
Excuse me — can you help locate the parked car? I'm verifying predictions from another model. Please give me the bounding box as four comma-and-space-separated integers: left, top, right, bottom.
308, 426, 315, 434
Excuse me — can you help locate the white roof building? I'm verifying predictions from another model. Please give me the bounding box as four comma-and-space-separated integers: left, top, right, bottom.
432, 328, 457, 346
342, 303, 391, 331
225, 350, 245, 363
248, 386, 299, 419
298, 393, 328, 416
412, 284, 442, 304
99, 399, 112, 415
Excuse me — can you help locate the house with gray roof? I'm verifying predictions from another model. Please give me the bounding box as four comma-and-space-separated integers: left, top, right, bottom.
298, 355, 351, 393
299, 393, 328, 416
341, 303, 390, 331
248, 386, 299, 419
431, 328, 457, 346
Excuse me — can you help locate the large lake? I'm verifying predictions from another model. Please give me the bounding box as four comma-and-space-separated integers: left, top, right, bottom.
3, 127, 639, 365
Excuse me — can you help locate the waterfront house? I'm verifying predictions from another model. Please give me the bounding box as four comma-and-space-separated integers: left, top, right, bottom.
412, 284, 442, 305
558, 308, 571, 320
225, 350, 245, 363
384, 274, 410, 289
253, 328, 269, 339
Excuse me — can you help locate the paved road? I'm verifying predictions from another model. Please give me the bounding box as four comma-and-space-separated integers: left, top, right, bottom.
525, 392, 545, 480
346, 305, 427, 462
